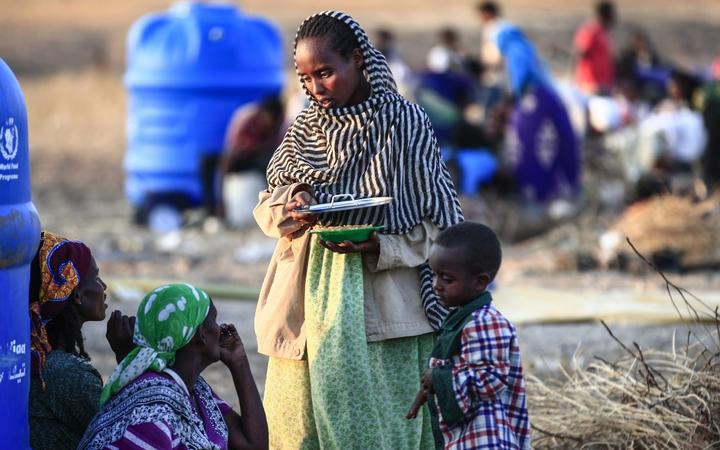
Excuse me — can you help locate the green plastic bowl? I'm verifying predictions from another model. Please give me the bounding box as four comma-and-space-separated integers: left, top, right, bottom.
310, 225, 384, 243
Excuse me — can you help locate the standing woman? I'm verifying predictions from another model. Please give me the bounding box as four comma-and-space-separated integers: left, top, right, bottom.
253, 11, 462, 449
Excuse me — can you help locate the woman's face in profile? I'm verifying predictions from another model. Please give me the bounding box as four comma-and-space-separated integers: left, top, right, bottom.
74, 256, 108, 322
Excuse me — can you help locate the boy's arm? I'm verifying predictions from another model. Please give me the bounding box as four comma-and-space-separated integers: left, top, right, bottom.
431, 311, 514, 425
405, 389, 428, 419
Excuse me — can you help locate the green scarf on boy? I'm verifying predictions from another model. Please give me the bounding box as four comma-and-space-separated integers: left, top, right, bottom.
428, 291, 492, 447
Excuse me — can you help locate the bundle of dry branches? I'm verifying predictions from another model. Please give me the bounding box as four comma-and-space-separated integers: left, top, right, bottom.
527, 240, 720, 448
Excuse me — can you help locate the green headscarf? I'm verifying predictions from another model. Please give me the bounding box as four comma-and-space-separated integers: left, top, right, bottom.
99, 283, 211, 404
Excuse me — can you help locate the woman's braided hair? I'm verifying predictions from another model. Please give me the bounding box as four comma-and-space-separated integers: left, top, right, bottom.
295, 14, 360, 59
45, 305, 88, 360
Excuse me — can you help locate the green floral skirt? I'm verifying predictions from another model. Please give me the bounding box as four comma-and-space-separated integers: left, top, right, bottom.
264, 237, 434, 449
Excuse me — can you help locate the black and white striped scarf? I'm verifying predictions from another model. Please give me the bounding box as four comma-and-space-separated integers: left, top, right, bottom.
266, 11, 463, 328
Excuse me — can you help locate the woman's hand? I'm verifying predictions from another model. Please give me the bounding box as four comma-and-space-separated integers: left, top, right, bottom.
219, 323, 248, 367
106, 310, 136, 363
285, 191, 319, 226
219, 323, 269, 450
319, 232, 380, 255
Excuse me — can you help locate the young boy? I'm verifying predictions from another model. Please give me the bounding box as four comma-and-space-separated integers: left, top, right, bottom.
407, 222, 530, 449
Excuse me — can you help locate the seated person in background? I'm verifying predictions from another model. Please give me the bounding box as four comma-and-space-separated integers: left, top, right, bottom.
443, 116, 500, 197
413, 70, 477, 146
416, 29, 480, 147
220, 95, 285, 176
604, 71, 705, 187
376, 27, 414, 95
79, 283, 268, 450
427, 28, 468, 75
587, 76, 651, 134
202, 95, 285, 219
29, 231, 134, 450
407, 222, 531, 449
695, 57, 720, 188
615, 29, 665, 103
640, 70, 706, 174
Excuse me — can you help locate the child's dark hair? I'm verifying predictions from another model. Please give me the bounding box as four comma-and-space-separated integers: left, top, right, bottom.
435, 221, 502, 281
296, 15, 360, 60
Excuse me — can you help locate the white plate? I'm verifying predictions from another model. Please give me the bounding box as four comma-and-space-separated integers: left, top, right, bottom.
295, 195, 393, 214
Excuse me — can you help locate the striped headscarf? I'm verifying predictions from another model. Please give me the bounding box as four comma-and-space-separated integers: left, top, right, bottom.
100, 283, 211, 404
29, 231, 93, 378
266, 11, 463, 327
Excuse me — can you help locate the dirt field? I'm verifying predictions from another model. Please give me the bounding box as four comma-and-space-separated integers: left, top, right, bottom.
4, 0, 720, 422
81, 296, 714, 412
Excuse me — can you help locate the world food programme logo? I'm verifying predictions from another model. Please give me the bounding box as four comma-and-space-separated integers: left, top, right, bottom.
1, 117, 19, 161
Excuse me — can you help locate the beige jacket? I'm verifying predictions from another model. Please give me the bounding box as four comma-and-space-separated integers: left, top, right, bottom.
253, 183, 440, 360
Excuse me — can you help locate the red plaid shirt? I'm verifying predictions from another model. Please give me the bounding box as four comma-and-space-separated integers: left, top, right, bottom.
430, 303, 531, 449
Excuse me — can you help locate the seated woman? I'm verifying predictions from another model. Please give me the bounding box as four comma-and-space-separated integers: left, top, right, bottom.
29, 231, 133, 450
79, 283, 267, 450
201, 95, 286, 221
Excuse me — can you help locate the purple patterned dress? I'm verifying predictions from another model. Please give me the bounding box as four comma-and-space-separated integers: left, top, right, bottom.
78, 372, 231, 450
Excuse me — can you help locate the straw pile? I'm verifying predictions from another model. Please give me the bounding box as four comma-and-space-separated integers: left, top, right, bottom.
527, 250, 720, 448
528, 335, 720, 448
607, 194, 720, 268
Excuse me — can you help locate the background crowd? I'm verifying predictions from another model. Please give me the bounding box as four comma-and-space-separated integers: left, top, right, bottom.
209, 0, 719, 232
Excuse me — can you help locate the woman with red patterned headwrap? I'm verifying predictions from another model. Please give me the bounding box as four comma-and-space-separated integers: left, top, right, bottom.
28, 231, 133, 450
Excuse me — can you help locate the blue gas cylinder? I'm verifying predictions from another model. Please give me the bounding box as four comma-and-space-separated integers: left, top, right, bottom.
0, 58, 41, 449
124, 1, 284, 214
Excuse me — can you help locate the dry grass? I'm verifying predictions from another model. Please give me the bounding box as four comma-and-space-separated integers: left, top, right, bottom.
527, 242, 720, 449
528, 335, 720, 448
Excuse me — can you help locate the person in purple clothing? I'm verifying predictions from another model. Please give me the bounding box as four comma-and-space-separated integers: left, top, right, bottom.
477, 2, 580, 203
78, 283, 267, 450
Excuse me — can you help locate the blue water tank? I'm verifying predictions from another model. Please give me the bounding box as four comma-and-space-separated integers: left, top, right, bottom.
124, 1, 284, 211
0, 58, 41, 449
